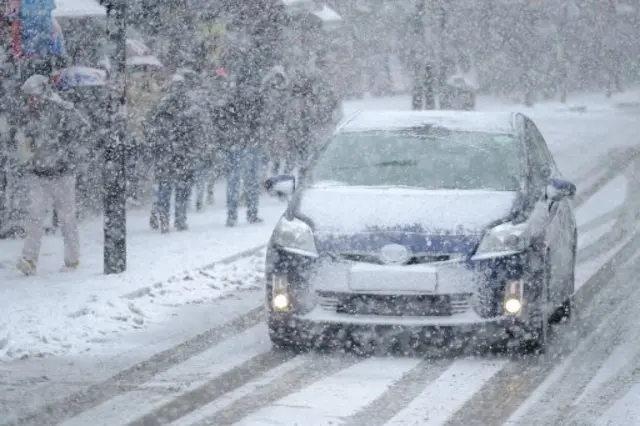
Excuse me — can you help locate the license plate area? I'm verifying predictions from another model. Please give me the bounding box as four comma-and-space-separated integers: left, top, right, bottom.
348, 263, 438, 293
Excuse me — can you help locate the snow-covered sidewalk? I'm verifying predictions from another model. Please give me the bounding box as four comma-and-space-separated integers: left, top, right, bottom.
0, 183, 286, 360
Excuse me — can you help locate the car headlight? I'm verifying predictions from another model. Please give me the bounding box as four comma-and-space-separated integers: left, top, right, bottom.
475, 222, 530, 255
272, 216, 319, 258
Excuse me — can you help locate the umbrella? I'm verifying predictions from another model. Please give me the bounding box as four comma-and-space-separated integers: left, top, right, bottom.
50, 66, 107, 89
126, 39, 152, 57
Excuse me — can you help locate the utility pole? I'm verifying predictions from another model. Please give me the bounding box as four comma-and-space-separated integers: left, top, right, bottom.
434, 0, 446, 109
100, 0, 128, 274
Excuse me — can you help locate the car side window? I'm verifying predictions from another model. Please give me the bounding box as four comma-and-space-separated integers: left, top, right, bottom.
524, 120, 552, 197
528, 120, 557, 169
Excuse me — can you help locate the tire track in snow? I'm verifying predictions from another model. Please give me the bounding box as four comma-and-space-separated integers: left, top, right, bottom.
507, 268, 640, 426
443, 229, 640, 426
183, 353, 362, 426
340, 359, 454, 426
572, 146, 640, 208
13, 306, 265, 426
342, 358, 507, 426
126, 349, 302, 426
565, 364, 640, 426
576, 159, 640, 264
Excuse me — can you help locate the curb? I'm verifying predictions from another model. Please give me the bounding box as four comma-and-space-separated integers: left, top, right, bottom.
120, 244, 267, 300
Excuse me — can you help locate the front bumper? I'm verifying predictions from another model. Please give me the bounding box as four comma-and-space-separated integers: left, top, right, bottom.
268, 306, 535, 346
265, 244, 545, 344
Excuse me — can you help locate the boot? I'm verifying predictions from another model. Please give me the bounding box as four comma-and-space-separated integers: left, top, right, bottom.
226, 215, 237, 227
247, 215, 263, 224
160, 215, 170, 233
150, 207, 159, 230
17, 258, 37, 276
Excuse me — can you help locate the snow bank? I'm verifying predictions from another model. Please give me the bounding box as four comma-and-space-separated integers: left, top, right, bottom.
0, 250, 266, 361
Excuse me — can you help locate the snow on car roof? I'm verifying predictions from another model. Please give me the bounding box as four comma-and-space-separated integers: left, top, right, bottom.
312, 5, 342, 22
339, 110, 517, 135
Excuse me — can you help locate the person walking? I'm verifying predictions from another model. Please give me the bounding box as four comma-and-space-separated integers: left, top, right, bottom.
146, 69, 209, 233
223, 53, 266, 227
15, 74, 90, 276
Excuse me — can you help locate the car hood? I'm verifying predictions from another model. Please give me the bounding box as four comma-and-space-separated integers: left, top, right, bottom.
297, 186, 519, 255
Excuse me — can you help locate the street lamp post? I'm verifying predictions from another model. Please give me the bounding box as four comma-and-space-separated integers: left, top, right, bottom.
100, 0, 128, 274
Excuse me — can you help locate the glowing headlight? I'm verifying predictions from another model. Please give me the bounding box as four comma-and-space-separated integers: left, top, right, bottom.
273, 293, 290, 311
272, 216, 319, 258
504, 298, 522, 315
272, 275, 291, 312
475, 222, 529, 255
503, 279, 524, 316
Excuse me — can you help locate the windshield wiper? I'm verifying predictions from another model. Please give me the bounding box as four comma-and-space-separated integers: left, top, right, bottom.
373, 160, 418, 167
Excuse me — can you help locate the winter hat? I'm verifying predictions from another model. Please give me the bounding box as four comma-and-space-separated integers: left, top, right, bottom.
21, 74, 51, 96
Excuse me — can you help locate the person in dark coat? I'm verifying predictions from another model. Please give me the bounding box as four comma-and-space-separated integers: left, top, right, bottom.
146, 70, 208, 232
222, 35, 269, 227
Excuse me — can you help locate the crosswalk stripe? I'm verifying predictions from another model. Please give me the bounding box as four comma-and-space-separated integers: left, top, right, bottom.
167, 357, 310, 426
59, 324, 274, 426
192, 354, 361, 426
573, 343, 635, 406
340, 358, 454, 426
595, 383, 640, 426
385, 358, 509, 426
230, 357, 424, 426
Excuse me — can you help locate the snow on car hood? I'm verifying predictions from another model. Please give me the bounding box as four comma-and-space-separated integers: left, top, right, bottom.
298, 186, 517, 235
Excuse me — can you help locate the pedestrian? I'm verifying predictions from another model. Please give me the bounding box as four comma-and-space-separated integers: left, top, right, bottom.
259, 65, 290, 175
223, 89, 264, 227
14, 74, 90, 276
193, 66, 231, 212
223, 57, 267, 227
286, 74, 318, 170
146, 69, 209, 233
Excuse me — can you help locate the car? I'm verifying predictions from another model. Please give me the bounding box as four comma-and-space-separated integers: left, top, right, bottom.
263, 110, 577, 354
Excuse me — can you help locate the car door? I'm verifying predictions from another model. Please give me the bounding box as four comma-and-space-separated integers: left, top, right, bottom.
525, 119, 573, 304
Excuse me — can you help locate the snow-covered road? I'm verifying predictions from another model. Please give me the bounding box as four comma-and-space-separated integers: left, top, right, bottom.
3, 92, 640, 426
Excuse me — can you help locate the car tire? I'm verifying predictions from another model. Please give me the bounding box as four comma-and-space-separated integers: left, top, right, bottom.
268, 320, 297, 349
550, 231, 577, 324
268, 320, 313, 352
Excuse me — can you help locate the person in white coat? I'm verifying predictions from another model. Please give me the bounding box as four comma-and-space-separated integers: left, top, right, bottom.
15, 74, 91, 276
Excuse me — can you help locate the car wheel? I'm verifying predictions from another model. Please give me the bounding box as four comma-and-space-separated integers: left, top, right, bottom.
268, 320, 314, 352
550, 231, 577, 324
268, 320, 297, 349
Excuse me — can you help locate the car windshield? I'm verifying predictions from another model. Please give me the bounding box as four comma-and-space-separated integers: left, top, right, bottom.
309, 128, 523, 191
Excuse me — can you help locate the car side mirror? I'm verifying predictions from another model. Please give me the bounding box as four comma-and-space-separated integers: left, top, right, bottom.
265, 175, 296, 198
546, 178, 576, 202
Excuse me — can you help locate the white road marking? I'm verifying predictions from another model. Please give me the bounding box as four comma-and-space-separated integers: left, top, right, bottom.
59, 324, 273, 426
168, 357, 309, 426
573, 343, 637, 406
232, 357, 424, 426
595, 383, 640, 426
385, 358, 509, 426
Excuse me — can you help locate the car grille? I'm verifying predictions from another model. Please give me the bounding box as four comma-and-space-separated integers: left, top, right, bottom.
338, 253, 464, 265
317, 292, 472, 317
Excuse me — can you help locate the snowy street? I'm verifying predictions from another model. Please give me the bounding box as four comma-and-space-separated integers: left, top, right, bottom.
3, 91, 640, 426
